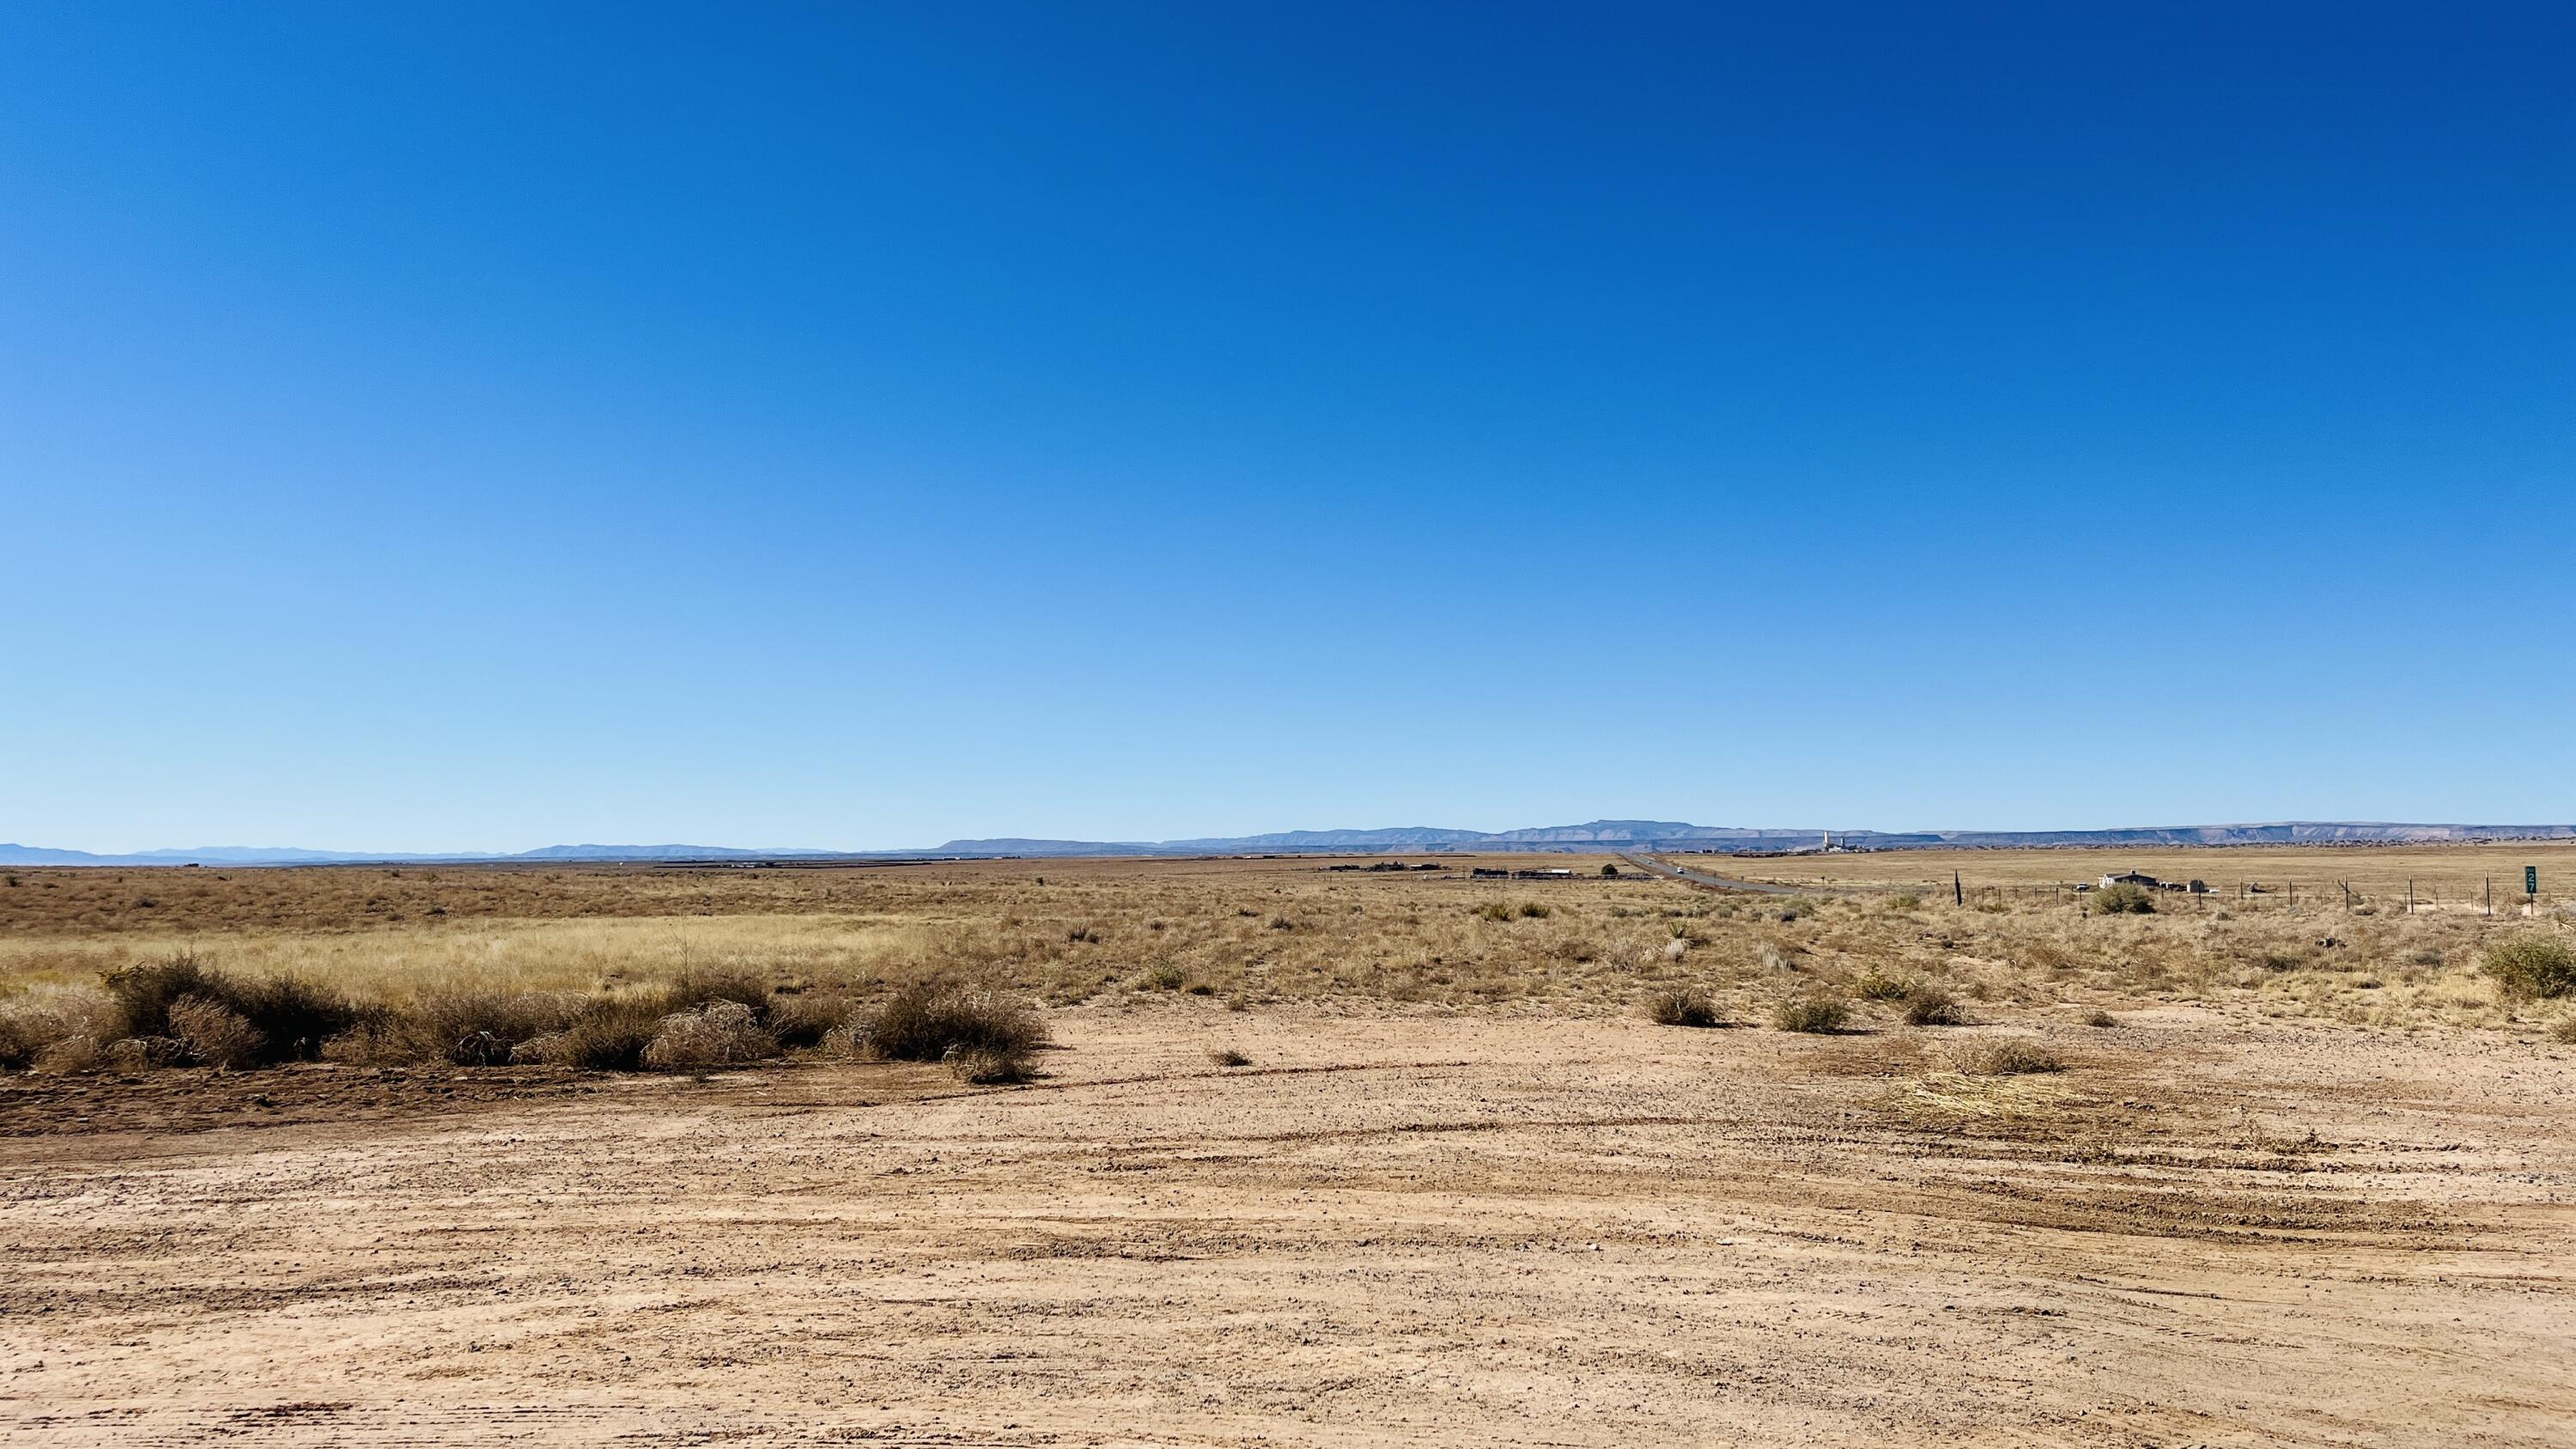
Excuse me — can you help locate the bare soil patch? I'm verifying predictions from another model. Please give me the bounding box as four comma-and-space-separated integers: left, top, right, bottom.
3, 1001, 2568, 1446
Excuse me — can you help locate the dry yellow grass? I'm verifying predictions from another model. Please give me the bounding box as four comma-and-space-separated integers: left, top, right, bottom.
5, 849, 2572, 1038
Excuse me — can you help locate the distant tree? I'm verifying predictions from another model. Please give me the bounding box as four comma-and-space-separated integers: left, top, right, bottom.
1601, 863, 1620, 878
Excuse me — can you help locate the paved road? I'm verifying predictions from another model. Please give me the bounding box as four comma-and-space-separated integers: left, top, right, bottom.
1617, 851, 1802, 895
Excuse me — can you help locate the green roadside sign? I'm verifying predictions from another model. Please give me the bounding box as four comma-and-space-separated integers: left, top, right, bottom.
2528, 866, 2540, 896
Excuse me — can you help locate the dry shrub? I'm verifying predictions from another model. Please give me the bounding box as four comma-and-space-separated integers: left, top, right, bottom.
167, 996, 263, 1070
766, 991, 854, 1050
949, 1046, 1031, 1084
99, 954, 230, 1040
1645, 987, 1723, 1028
511, 1032, 573, 1066
100, 955, 364, 1065
507, 976, 786, 1072
1209, 1047, 1252, 1067
1138, 962, 1188, 991
665, 969, 770, 1016
105, 1036, 187, 1071
641, 1001, 776, 1070
816, 1019, 871, 1058
867, 977, 1047, 1081
544, 999, 666, 1071
1904, 988, 1965, 1026
2484, 935, 2576, 1001
0, 989, 113, 1071
1772, 995, 1849, 1033
0, 1011, 48, 1072
401, 990, 574, 1065
2086, 1008, 2118, 1027
1960, 1039, 2063, 1075
33, 1036, 105, 1075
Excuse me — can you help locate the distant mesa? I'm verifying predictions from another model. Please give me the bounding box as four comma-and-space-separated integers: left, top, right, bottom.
4, 819, 2572, 868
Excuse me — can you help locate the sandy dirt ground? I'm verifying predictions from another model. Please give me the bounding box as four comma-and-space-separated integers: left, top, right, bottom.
3, 1002, 2571, 1446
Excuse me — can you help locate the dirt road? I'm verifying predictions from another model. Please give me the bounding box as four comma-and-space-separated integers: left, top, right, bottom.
1617, 851, 1802, 893
3, 1003, 2570, 1446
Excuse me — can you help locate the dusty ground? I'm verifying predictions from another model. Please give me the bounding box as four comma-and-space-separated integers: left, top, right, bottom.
5, 1000, 2570, 1446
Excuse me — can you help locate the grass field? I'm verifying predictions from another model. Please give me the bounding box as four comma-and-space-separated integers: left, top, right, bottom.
5, 848, 2572, 1034
4, 848, 2574, 1446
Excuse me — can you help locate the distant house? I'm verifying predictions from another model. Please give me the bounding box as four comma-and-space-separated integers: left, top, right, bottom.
2099, 870, 2213, 894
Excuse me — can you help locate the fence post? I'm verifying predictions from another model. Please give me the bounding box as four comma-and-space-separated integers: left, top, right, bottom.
1953, 871, 1962, 906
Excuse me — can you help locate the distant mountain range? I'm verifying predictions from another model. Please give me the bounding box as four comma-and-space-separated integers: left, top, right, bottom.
4, 819, 2572, 868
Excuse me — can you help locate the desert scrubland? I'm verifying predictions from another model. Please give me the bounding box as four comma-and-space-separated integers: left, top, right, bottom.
3, 849, 2573, 1446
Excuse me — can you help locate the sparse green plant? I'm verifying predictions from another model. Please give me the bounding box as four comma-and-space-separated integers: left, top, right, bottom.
1886, 893, 1921, 911
1518, 902, 1552, 919
2093, 883, 2155, 915
1855, 968, 1910, 1002
1477, 902, 1513, 922
2484, 935, 2576, 1001
1138, 962, 1188, 991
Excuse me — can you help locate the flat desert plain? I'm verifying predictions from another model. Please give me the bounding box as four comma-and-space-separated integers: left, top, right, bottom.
3, 851, 2573, 1446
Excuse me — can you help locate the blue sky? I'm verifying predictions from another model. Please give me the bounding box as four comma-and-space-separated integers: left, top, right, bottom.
3, 3, 2570, 852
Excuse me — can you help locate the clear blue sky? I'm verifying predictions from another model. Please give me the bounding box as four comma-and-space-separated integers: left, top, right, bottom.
3, 3, 2569, 852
